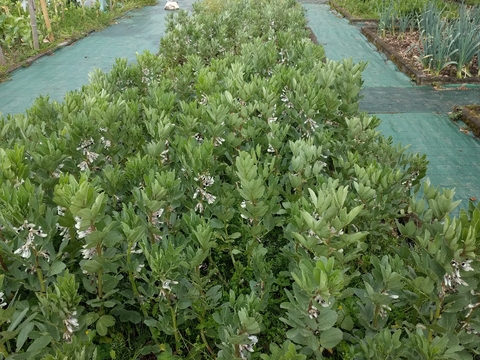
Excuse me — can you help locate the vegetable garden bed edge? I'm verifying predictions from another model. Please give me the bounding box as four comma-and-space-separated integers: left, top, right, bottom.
361, 26, 480, 86
453, 105, 480, 137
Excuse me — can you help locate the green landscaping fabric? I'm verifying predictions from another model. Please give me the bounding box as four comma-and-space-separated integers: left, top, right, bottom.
0, 0, 194, 116
302, 3, 413, 87
302, 1, 480, 212
378, 113, 480, 208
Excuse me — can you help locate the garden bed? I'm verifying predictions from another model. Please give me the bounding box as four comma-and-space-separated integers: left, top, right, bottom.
362, 26, 480, 86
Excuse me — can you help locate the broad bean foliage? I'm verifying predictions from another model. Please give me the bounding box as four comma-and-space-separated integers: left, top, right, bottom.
0, 0, 479, 359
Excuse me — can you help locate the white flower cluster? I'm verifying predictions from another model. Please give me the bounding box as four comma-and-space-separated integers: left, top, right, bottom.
443, 259, 474, 291
329, 226, 344, 237
0, 292, 7, 308
142, 67, 152, 85
308, 294, 330, 319
461, 289, 480, 335
280, 87, 293, 109
81, 245, 97, 260
214, 136, 225, 147
13, 221, 48, 259
74, 217, 98, 260
161, 140, 169, 163
199, 94, 208, 106
56, 223, 71, 242
76, 138, 99, 172
193, 173, 216, 211
239, 335, 258, 359
193, 133, 204, 143
159, 279, 178, 299
63, 311, 79, 342
304, 117, 319, 130
240, 200, 254, 222
150, 209, 164, 226
75, 217, 93, 240
377, 291, 399, 319
51, 163, 64, 178
267, 132, 276, 154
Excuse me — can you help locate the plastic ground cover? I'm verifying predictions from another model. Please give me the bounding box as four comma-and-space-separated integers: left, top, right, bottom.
0, 0, 479, 212
300, 0, 480, 212
0, 0, 194, 115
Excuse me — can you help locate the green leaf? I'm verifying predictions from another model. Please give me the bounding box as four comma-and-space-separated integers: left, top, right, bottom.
144, 318, 157, 327
317, 309, 338, 331
319, 327, 343, 349
8, 308, 28, 331
103, 301, 116, 308
48, 261, 66, 276
210, 218, 223, 229
26, 334, 52, 354
16, 322, 34, 351
96, 315, 115, 336
82, 259, 102, 273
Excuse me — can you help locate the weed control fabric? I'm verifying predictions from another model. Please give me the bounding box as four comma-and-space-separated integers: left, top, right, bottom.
300, 0, 480, 212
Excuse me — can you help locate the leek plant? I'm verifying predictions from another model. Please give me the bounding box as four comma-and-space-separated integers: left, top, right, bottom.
418, 2, 458, 76
450, 4, 480, 78
397, 12, 413, 40
378, 1, 397, 38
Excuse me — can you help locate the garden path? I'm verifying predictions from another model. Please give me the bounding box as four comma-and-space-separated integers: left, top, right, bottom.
0, 0, 194, 115
0, 0, 479, 212
303, 1, 480, 213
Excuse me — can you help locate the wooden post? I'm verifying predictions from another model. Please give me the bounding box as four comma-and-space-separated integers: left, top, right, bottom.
0, 44, 6, 66
38, 0, 54, 42
28, 0, 40, 50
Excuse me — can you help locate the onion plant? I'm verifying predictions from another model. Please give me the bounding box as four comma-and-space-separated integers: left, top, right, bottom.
450, 4, 480, 78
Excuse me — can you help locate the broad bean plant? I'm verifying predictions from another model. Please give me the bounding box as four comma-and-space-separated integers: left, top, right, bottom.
0, 0, 479, 358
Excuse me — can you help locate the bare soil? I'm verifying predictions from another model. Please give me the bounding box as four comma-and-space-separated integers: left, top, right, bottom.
380, 30, 479, 79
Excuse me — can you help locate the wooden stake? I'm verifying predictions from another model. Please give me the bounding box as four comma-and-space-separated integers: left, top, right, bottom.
38, 0, 54, 42
0, 44, 6, 66
28, 0, 40, 50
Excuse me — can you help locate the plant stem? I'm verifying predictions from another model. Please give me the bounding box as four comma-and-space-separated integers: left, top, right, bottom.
0, 254, 7, 271
0, 230, 9, 271
96, 243, 103, 299
373, 304, 379, 329
127, 249, 149, 318
36, 264, 46, 293
69, 227, 76, 243
428, 298, 443, 341
167, 295, 181, 354
200, 328, 214, 357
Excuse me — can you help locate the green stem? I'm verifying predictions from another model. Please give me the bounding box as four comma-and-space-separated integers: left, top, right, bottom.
97, 243, 103, 299
167, 295, 181, 354
127, 249, 149, 318
36, 266, 46, 293
0, 230, 9, 271
429, 299, 443, 341
200, 328, 214, 357
69, 227, 76, 242
373, 304, 380, 329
